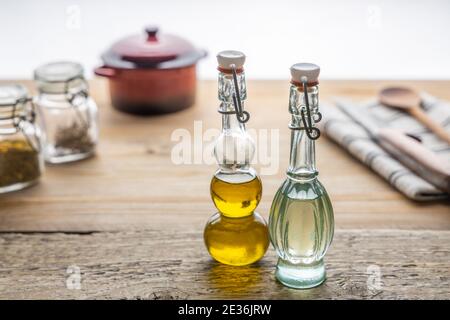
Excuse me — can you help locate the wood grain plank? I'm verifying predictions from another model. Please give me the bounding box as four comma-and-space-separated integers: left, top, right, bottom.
0, 80, 448, 232
0, 229, 448, 299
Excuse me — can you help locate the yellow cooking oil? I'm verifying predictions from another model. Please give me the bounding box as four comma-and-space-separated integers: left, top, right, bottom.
210, 172, 262, 218
204, 171, 269, 266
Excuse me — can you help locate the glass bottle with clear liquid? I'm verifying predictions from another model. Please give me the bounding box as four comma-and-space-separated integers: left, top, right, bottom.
204, 51, 269, 266
269, 63, 334, 289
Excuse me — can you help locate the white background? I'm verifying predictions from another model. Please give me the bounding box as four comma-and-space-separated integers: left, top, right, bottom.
1, 0, 449, 79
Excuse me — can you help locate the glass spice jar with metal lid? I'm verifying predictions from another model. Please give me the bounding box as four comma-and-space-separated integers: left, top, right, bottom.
34, 61, 99, 164
0, 84, 44, 193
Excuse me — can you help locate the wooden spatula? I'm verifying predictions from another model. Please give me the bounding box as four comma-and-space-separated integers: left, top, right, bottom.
379, 87, 450, 144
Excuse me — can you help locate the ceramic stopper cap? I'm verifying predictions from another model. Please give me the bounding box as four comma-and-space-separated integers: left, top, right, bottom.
290, 63, 320, 84
217, 50, 246, 69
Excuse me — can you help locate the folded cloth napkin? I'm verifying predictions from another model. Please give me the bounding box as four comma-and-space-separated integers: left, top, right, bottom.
319, 93, 450, 201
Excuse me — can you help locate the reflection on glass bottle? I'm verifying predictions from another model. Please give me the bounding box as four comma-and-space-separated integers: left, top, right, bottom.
207, 248, 265, 297
269, 63, 334, 289
204, 50, 269, 266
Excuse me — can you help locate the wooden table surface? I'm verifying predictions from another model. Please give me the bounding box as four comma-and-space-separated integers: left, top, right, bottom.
0, 79, 449, 299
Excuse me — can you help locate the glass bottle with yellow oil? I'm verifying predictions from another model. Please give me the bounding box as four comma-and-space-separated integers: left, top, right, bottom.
204, 50, 269, 266
269, 63, 334, 289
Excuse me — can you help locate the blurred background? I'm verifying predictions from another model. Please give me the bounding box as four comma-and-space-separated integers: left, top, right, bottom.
1, 0, 449, 80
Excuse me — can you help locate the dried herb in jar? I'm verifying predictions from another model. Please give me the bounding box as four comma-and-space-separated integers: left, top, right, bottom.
0, 139, 41, 188
54, 121, 95, 154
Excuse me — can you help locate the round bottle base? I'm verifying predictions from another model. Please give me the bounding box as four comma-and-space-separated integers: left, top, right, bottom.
0, 179, 40, 194
204, 212, 269, 266
275, 258, 326, 289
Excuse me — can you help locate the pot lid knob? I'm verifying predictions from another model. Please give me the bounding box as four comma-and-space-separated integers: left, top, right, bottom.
217, 50, 246, 70
290, 63, 320, 84
103, 25, 205, 69
145, 25, 159, 41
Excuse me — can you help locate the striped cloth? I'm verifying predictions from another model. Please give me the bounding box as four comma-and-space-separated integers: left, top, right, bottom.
319, 94, 450, 201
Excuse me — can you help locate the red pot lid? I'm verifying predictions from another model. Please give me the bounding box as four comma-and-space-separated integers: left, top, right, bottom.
102, 26, 206, 69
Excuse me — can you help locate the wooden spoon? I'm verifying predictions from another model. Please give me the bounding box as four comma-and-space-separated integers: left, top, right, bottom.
378, 128, 450, 192
379, 87, 450, 144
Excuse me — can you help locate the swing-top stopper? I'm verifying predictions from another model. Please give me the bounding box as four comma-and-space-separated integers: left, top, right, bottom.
217, 50, 246, 70
290, 63, 320, 85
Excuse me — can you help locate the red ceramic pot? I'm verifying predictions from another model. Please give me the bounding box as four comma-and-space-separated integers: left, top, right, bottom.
95, 26, 206, 115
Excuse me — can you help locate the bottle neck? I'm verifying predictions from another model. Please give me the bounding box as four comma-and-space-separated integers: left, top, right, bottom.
221, 111, 245, 132
215, 70, 254, 172
288, 129, 317, 180
218, 69, 247, 133
287, 84, 319, 181
218, 70, 247, 104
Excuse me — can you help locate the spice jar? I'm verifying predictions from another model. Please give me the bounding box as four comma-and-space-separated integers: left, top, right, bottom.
34, 61, 98, 164
0, 84, 43, 193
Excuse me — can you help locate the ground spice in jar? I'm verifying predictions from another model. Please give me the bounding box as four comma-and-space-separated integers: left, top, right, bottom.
54, 121, 95, 154
0, 139, 41, 188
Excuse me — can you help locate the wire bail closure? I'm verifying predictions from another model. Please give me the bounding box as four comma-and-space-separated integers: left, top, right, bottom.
289, 76, 321, 140
63, 75, 90, 129
64, 75, 89, 106
0, 96, 37, 130
0, 96, 40, 152
230, 64, 250, 124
